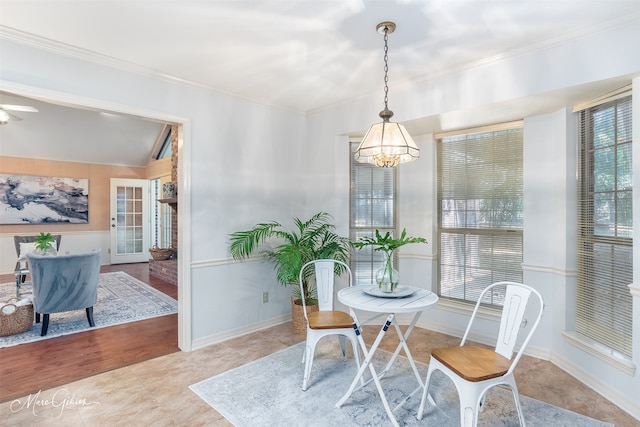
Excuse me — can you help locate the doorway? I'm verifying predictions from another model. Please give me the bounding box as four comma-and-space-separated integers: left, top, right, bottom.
0, 82, 191, 350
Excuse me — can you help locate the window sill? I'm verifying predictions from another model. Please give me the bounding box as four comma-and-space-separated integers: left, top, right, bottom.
436, 298, 502, 321
561, 331, 636, 376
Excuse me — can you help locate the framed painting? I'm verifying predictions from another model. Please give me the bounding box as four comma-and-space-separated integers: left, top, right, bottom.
0, 174, 89, 224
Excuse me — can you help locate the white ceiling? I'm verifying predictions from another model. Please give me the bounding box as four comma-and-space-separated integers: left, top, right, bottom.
0, 91, 166, 166
1, 0, 640, 166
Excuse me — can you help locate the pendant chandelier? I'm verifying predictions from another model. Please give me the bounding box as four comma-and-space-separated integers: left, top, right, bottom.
354, 21, 419, 168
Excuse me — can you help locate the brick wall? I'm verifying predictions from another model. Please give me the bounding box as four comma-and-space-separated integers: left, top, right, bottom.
149, 124, 178, 286
149, 259, 177, 286
171, 124, 178, 254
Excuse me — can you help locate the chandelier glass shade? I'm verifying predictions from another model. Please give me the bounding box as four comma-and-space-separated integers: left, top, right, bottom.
354, 21, 419, 168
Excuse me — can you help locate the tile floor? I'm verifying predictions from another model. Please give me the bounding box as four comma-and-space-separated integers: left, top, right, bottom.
1, 323, 638, 426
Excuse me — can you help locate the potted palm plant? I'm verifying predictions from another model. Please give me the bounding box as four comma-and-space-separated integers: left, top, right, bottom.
229, 212, 351, 333
34, 232, 57, 255
352, 228, 427, 292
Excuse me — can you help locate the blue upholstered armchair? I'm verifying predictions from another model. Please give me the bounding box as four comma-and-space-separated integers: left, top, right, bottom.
26, 250, 101, 336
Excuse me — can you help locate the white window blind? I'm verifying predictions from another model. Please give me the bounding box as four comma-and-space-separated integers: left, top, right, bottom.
349, 140, 397, 286
438, 124, 523, 305
577, 95, 633, 358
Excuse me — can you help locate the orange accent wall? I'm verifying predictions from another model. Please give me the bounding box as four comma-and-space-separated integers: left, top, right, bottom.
0, 155, 149, 233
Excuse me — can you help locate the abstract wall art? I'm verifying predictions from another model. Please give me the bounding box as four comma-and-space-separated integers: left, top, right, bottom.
0, 174, 89, 224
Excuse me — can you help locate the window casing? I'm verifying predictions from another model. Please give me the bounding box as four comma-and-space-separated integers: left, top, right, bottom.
437, 124, 523, 306
577, 95, 633, 358
349, 140, 398, 286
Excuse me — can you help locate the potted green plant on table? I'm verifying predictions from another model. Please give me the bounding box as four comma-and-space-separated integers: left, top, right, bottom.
229, 212, 351, 333
352, 228, 427, 293
34, 232, 57, 255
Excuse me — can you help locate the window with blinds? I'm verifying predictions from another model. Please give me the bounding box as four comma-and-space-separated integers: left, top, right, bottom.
437, 123, 523, 305
576, 94, 633, 358
349, 140, 397, 286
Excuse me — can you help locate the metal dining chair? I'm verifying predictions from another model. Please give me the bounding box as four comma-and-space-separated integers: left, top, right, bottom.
13, 234, 62, 297
417, 281, 544, 426
298, 259, 361, 391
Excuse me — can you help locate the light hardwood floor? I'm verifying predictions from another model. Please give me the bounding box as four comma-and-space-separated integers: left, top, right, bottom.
1, 265, 637, 426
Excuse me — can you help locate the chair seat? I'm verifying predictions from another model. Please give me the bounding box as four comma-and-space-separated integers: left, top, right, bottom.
432, 345, 511, 382
308, 310, 353, 330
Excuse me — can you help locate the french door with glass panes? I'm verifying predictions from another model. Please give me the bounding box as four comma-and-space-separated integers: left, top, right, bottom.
110, 178, 150, 264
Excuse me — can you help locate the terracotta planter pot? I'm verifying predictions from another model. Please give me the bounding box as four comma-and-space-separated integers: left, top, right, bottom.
291, 298, 318, 335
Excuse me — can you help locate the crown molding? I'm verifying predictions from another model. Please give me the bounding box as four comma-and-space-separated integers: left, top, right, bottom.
0, 25, 296, 113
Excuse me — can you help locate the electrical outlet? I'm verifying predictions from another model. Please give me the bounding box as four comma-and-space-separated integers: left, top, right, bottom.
262, 292, 269, 303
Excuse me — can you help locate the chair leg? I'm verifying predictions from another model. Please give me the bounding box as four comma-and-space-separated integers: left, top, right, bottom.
462, 406, 475, 427
417, 364, 437, 420
458, 387, 481, 427
338, 335, 347, 358
302, 337, 317, 391
86, 307, 95, 327
40, 314, 50, 336
509, 382, 526, 426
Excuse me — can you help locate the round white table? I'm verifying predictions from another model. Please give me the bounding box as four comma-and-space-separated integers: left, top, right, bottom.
335, 285, 439, 427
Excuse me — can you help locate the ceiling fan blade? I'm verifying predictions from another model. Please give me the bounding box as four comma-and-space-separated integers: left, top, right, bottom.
0, 104, 39, 113
8, 111, 23, 121
1, 111, 23, 122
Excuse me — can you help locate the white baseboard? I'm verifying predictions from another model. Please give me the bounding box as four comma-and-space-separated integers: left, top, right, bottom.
191, 314, 292, 351
551, 352, 640, 422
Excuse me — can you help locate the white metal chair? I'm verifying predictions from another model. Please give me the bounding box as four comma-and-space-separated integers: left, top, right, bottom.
14, 234, 62, 297
299, 259, 360, 391
417, 281, 544, 427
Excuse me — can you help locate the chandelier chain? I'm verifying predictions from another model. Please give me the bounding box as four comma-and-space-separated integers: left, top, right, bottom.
383, 26, 389, 110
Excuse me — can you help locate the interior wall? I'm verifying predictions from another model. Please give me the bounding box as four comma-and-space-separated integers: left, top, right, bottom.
0, 34, 307, 350
146, 157, 171, 180
0, 155, 147, 233
0, 155, 147, 271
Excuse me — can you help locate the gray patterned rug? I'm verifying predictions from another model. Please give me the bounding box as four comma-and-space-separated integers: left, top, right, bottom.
0, 271, 177, 348
190, 341, 613, 427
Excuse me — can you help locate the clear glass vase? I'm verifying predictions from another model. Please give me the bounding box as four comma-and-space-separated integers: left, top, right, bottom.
34, 247, 57, 256
376, 253, 399, 293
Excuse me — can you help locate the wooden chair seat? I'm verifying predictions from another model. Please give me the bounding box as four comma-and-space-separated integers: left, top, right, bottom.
432, 345, 511, 382
308, 310, 353, 329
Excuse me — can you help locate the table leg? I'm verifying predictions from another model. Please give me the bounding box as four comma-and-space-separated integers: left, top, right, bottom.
335, 313, 400, 427
382, 312, 425, 388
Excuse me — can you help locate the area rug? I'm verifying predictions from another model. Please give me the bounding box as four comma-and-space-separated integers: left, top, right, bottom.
190, 342, 613, 427
0, 271, 177, 348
